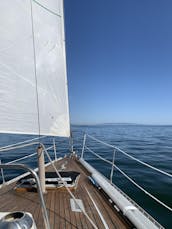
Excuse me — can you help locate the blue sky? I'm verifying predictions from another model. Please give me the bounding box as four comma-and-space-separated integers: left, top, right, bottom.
64, 0, 172, 125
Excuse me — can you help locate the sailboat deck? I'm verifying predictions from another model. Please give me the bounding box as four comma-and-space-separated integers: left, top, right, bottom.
0, 158, 132, 229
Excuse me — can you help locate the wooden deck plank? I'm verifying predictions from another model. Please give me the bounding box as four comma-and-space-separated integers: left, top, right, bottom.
0, 193, 17, 210
64, 193, 72, 229
46, 191, 53, 229
88, 187, 121, 229
54, 190, 61, 229
81, 186, 104, 229
94, 188, 130, 229
36, 192, 49, 229
64, 160, 97, 229
68, 194, 78, 229
69, 159, 108, 229
68, 159, 132, 229
0, 157, 130, 229
49, 191, 55, 229
59, 191, 66, 228
67, 159, 113, 229
74, 188, 91, 229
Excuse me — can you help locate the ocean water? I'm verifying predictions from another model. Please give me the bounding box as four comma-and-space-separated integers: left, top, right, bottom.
0, 124, 172, 228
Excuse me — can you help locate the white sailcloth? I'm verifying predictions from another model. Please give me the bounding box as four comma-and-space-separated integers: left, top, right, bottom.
0, 0, 70, 137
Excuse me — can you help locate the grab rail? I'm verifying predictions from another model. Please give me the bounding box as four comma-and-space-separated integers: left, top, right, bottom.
81, 134, 172, 212
0, 163, 50, 229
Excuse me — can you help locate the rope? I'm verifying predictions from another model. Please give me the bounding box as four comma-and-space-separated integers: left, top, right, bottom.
1, 144, 52, 164
0, 141, 40, 152
86, 134, 172, 178
85, 146, 111, 165
32, 0, 61, 17
87, 134, 115, 149
7, 152, 37, 165
41, 144, 98, 229
85, 145, 172, 212
0, 136, 46, 151
30, 0, 41, 141
4, 145, 53, 164
114, 165, 172, 212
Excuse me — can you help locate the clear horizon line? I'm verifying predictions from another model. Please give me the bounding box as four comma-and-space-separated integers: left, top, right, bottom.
71, 122, 172, 126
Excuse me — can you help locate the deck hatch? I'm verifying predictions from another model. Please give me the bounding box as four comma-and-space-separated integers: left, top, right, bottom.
70, 199, 85, 212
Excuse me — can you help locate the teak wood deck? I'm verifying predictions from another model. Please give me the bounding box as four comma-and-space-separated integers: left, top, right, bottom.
0, 157, 132, 229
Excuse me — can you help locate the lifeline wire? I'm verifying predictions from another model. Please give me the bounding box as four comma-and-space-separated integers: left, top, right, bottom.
87, 134, 172, 178
0, 136, 46, 151
84, 144, 172, 212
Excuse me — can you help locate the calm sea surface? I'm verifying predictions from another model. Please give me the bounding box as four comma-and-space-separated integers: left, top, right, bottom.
0, 124, 172, 228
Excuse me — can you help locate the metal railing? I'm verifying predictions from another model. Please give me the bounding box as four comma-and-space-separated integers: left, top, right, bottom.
0, 163, 50, 229
0, 136, 96, 229
81, 133, 172, 212
0, 137, 60, 229
0, 137, 58, 185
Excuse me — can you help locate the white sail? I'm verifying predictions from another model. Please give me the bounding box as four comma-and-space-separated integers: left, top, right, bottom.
0, 0, 70, 137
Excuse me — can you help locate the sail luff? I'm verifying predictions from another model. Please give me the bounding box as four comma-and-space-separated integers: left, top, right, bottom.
61, 0, 71, 137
